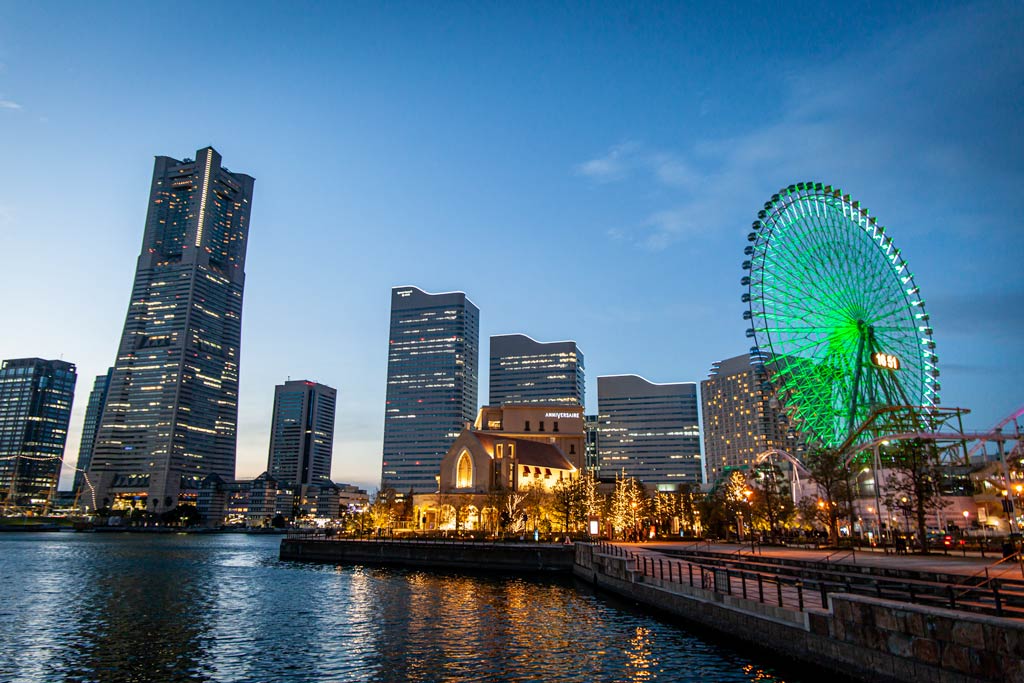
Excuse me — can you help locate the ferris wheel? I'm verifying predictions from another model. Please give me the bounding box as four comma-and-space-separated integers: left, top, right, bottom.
742, 182, 940, 448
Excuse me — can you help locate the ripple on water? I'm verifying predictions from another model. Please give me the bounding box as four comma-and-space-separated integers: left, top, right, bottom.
0, 534, 804, 683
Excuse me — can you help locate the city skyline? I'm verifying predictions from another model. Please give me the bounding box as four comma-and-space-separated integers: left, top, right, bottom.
1, 2, 1021, 492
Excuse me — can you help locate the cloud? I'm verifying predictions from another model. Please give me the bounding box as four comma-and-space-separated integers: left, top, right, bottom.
578, 2, 1024, 252
575, 142, 638, 182
0, 100, 22, 110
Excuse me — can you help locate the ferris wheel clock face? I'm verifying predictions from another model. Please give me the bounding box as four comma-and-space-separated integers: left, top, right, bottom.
742, 182, 940, 448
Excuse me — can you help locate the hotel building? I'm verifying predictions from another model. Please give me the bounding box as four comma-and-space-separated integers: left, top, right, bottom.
700, 353, 790, 484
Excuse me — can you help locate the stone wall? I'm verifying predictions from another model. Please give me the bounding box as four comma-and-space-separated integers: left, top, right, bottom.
280, 538, 574, 573
574, 544, 1024, 683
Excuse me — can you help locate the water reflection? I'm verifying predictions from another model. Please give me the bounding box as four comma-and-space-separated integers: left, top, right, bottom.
0, 534, 807, 683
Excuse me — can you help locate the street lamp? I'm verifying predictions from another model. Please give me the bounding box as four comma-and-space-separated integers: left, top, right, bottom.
744, 488, 754, 551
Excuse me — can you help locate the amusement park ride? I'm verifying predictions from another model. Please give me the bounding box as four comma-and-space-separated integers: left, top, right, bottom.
742, 182, 1022, 531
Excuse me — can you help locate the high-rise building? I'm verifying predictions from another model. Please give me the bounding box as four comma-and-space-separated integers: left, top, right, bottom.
488, 334, 584, 407
585, 413, 600, 476
87, 147, 254, 512
701, 353, 790, 485
381, 286, 479, 494
267, 380, 337, 487
597, 375, 702, 490
72, 367, 113, 500
0, 358, 77, 511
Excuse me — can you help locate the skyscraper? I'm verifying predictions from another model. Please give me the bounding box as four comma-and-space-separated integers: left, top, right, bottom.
87, 147, 254, 512
382, 286, 479, 493
597, 375, 702, 490
267, 380, 337, 487
701, 352, 790, 485
0, 358, 77, 512
488, 334, 584, 407
72, 367, 113, 501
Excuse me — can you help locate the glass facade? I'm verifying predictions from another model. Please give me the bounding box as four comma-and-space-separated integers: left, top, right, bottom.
268, 380, 337, 487
488, 334, 584, 407
597, 375, 702, 489
382, 286, 479, 494
87, 147, 254, 512
0, 358, 77, 511
700, 353, 791, 485
72, 367, 113, 500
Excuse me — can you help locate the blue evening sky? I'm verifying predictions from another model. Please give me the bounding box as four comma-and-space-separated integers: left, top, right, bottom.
1, 1, 1021, 491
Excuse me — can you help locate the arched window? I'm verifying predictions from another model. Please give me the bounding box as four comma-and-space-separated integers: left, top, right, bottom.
456, 450, 473, 489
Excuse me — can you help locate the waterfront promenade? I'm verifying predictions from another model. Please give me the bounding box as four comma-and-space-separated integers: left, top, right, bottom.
576, 541, 1024, 683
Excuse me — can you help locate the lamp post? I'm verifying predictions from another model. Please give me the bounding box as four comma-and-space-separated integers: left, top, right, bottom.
744, 488, 755, 551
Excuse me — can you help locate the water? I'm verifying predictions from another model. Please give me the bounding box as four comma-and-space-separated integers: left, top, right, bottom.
0, 533, 806, 682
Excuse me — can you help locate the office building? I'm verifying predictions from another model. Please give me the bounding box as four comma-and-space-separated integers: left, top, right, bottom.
87, 147, 254, 512
381, 286, 479, 493
0, 358, 77, 511
701, 352, 790, 484
597, 375, 702, 490
585, 413, 600, 476
72, 367, 113, 501
267, 380, 337, 487
489, 334, 584, 407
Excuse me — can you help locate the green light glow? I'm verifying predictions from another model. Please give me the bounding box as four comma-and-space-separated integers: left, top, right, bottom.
744, 183, 939, 448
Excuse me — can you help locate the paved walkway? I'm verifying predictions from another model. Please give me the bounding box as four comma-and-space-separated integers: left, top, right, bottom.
595, 541, 1024, 618
626, 541, 1024, 580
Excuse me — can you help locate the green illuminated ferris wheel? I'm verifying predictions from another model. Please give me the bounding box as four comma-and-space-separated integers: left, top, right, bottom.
742, 182, 940, 449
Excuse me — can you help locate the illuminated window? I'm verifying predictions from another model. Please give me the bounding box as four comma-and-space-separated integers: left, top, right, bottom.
456, 450, 473, 488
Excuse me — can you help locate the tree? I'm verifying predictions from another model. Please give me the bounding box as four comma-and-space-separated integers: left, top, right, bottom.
884, 438, 949, 553
609, 473, 647, 540
551, 475, 596, 533
804, 447, 851, 545
750, 461, 794, 540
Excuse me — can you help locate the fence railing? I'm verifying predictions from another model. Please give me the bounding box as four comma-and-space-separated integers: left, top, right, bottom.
592, 541, 1023, 618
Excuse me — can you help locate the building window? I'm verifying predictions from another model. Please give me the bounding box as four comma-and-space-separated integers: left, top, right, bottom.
553, 421, 559, 432
539, 421, 545, 432
456, 451, 473, 489
496, 444, 504, 459
524, 421, 530, 431
569, 444, 576, 455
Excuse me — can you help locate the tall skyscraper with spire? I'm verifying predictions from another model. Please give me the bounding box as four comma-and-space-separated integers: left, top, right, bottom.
86, 147, 254, 512
381, 286, 479, 494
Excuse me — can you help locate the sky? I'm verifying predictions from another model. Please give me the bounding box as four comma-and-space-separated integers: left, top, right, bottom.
0, 1, 1021, 492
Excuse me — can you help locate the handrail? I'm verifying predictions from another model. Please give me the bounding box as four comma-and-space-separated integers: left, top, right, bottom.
820, 548, 856, 565
955, 550, 1024, 599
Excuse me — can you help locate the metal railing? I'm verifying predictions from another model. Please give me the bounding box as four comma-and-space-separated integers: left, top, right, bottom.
593, 542, 1023, 618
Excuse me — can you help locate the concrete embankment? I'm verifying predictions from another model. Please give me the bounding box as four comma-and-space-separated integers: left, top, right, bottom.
575, 544, 1024, 683
280, 537, 574, 573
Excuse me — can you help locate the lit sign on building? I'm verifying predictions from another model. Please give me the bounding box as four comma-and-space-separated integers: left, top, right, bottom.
871, 352, 901, 370
545, 411, 581, 420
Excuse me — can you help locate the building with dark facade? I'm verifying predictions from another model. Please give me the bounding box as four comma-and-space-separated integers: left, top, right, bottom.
701, 352, 791, 485
597, 374, 702, 490
585, 413, 601, 476
488, 334, 584, 407
381, 286, 479, 494
267, 380, 337, 487
87, 147, 254, 512
72, 367, 112, 502
0, 358, 77, 511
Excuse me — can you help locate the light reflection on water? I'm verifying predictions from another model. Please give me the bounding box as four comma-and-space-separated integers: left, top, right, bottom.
0, 534, 803, 683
